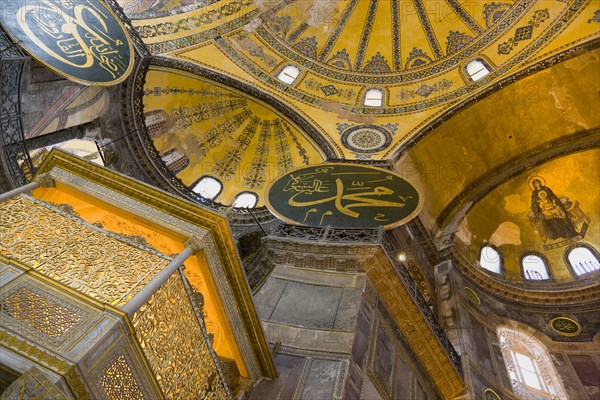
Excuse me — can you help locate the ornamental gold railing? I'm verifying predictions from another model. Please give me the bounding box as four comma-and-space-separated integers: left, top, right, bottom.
0, 195, 230, 399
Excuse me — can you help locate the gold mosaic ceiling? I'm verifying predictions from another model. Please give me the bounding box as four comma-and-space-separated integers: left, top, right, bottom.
262, 0, 510, 72
126, 0, 599, 160
121, 0, 600, 216
399, 49, 600, 285
143, 66, 324, 206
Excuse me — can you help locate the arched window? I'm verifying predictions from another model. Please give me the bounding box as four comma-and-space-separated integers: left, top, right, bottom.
497, 327, 567, 399
567, 246, 600, 276
232, 192, 258, 208
191, 176, 222, 200
364, 88, 384, 107
479, 246, 501, 274
522, 254, 550, 280
466, 59, 490, 81
277, 65, 300, 84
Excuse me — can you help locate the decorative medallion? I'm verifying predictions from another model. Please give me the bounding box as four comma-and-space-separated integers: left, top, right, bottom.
0, 0, 134, 85
341, 125, 392, 154
550, 317, 581, 337
483, 388, 502, 400
464, 287, 481, 305
265, 163, 422, 229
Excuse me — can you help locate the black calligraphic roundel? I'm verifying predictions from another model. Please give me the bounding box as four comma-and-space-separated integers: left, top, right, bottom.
265, 164, 422, 229
0, 0, 134, 85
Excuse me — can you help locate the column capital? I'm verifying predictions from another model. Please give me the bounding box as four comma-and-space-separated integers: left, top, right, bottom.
184, 236, 204, 253
34, 173, 55, 188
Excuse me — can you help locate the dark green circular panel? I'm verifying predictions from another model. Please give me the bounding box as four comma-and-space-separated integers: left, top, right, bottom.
0, 0, 134, 85
266, 164, 422, 229
550, 317, 581, 336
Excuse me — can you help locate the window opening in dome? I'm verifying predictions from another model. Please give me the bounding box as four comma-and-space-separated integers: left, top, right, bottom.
479, 246, 501, 274
192, 176, 222, 200
522, 254, 549, 280
466, 59, 490, 81
567, 246, 600, 276
232, 192, 258, 208
364, 88, 383, 107
277, 65, 300, 84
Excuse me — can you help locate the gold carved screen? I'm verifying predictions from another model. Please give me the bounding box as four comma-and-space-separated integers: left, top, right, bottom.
131, 273, 229, 399
0, 196, 170, 307
1, 195, 230, 398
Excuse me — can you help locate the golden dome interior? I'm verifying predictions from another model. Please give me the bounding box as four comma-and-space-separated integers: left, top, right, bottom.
143, 66, 325, 205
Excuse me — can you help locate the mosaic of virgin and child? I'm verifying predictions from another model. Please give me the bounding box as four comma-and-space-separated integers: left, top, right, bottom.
527, 177, 584, 242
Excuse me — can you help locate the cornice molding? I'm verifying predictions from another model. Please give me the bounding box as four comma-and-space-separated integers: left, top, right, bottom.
449, 247, 600, 308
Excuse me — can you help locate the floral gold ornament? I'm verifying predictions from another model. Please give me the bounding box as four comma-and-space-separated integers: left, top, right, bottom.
265, 164, 422, 229
550, 317, 581, 336
0, 0, 134, 85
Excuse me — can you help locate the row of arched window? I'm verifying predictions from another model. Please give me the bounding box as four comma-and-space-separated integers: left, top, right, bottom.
479, 245, 600, 280
191, 176, 258, 208
275, 59, 491, 107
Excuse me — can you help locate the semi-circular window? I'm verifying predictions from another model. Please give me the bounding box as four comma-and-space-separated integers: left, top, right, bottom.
466, 59, 490, 81
567, 246, 600, 276
232, 192, 258, 208
522, 254, 550, 280
191, 176, 222, 200
364, 88, 384, 107
479, 246, 501, 274
277, 65, 300, 84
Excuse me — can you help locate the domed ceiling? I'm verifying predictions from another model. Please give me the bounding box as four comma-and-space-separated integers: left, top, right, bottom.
142, 66, 325, 205
126, 0, 600, 160
396, 48, 600, 287
399, 48, 600, 233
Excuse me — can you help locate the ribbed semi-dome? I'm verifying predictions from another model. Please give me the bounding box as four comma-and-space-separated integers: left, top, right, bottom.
142, 66, 325, 206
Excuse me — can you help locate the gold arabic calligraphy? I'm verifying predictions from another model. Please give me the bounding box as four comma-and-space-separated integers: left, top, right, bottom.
17, 0, 129, 79
284, 172, 412, 221
553, 319, 578, 333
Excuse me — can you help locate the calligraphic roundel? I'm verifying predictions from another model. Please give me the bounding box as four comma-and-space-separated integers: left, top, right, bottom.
266, 164, 422, 229
0, 0, 134, 85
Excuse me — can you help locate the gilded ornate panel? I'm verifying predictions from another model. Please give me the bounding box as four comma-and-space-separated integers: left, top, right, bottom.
0, 279, 95, 349
100, 354, 145, 400
0, 196, 170, 307
131, 274, 228, 399
2, 286, 79, 339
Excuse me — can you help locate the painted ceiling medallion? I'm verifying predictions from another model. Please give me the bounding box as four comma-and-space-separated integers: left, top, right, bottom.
550, 317, 581, 336
341, 125, 392, 153
265, 163, 422, 229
